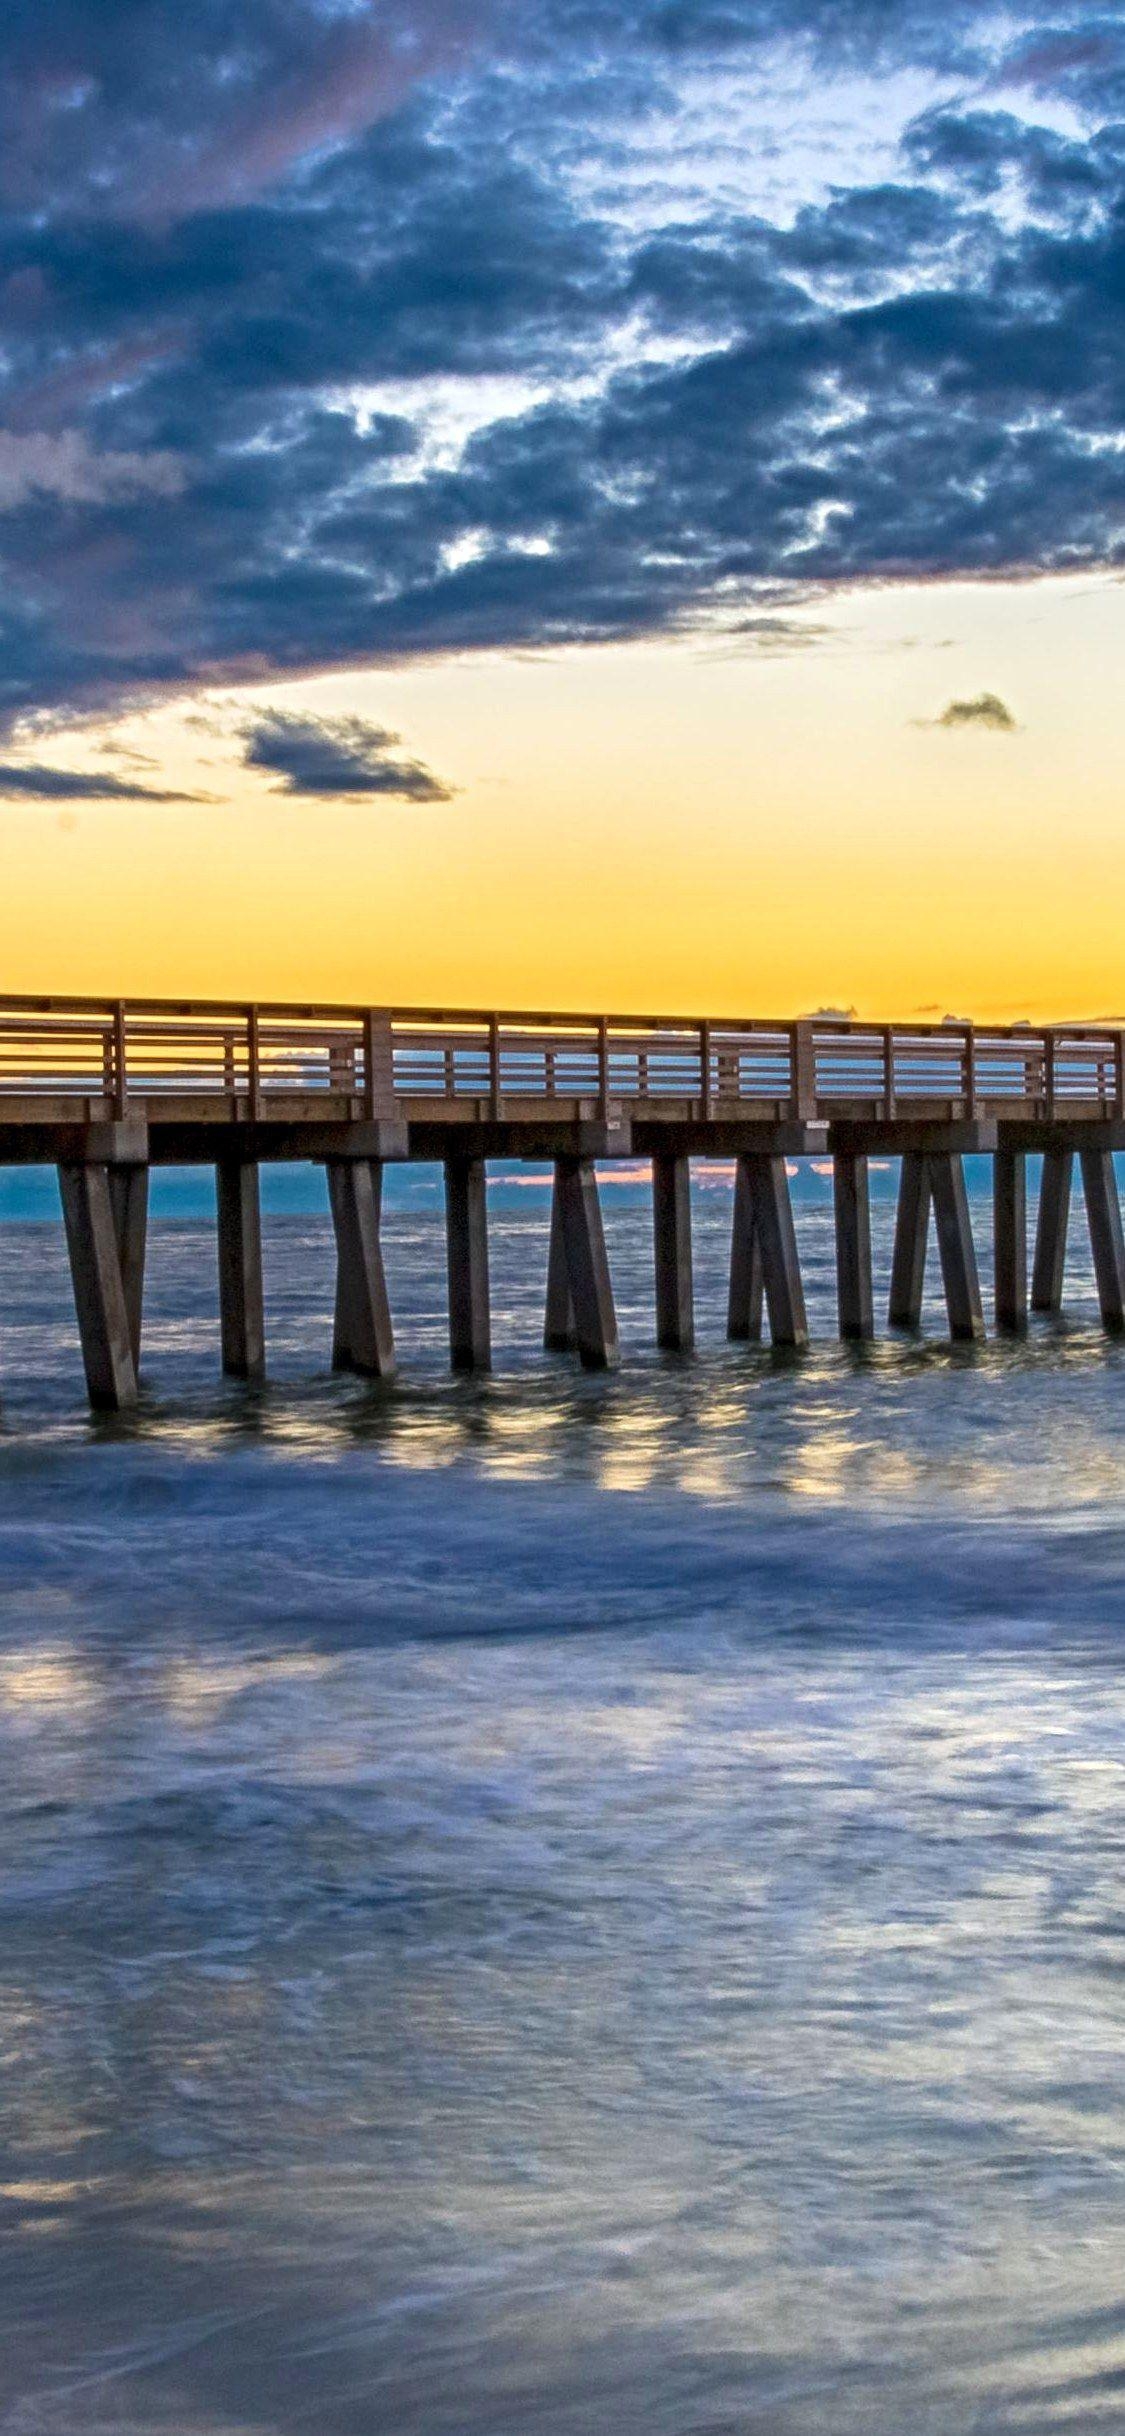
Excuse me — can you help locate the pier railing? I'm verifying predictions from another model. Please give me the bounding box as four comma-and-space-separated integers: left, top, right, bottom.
0, 998, 1123, 1122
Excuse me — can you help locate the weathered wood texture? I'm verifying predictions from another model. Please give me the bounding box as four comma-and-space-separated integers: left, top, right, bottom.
444, 1154, 491, 1370
553, 1156, 619, 1369
1080, 1150, 1125, 1331
929, 1153, 986, 1341
109, 1162, 148, 1371
652, 1152, 694, 1351
326, 1158, 396, 1377
993, 1146, 1027, 1332
58, 1161, 139, 1410
889, 1153, 931, 1328
4, 998, 1125, 1135
737, 1153, 808, 1348
216, 1158, 265, 1379
727, 1156, 765, 1342
833, 1150, 874, 1341
1032, 1148, 1073, 1313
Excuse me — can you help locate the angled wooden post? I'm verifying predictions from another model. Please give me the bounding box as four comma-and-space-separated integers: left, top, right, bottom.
889, 1153, 931, 1328
1032, 1147, 1072, 1313
833, 1149, 874, 1341
993, 1145, 1027, 1332
727, 1154, 764, 1341
216, 1158, 265, 1379
740, 1153, 808, 1348
1080, 1150, 1125, 1332
109, 1161, 148, 1372
327, 1158, 395, 1377
58, 1162, 139, 1410
444, 1154, 491, 1370
652, 1152, 694, 1351
556, 1156, 619, 1369
544, 1164, 576, 1350
929, 1152, 986, 1341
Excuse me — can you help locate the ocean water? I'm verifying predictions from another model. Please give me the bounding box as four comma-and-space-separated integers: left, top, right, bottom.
3, 1160, 1125, 2435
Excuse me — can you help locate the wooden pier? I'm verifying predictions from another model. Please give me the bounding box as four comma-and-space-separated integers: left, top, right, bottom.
2, 996, 1125, 1407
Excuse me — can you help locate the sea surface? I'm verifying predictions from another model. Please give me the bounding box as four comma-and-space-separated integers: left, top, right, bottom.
3, 1159, 1125, 2434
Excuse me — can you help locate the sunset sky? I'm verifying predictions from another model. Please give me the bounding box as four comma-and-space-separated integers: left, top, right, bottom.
0, 1, 1122, 1018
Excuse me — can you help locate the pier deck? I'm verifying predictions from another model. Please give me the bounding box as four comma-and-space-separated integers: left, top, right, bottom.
1, 997, 1123, 1404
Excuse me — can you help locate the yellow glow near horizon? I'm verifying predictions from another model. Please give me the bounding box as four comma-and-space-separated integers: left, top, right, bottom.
1, 571, 1121, 1021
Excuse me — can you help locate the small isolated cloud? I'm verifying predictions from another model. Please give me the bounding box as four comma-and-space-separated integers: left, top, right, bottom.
918, 691, 1019, 732
242, 712, 454, 803
0, 761, 201, 800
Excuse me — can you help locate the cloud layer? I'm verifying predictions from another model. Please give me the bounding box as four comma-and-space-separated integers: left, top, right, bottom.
0, 0, 1122, 734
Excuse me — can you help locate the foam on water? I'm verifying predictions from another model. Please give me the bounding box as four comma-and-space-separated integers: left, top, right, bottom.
2, 1169, 1125, 2433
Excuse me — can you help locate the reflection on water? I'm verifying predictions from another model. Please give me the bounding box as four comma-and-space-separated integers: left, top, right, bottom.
2, 1172, 1125, 2431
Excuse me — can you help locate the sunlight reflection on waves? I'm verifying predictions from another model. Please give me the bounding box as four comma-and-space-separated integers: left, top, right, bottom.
2, 1180, 1125, 2432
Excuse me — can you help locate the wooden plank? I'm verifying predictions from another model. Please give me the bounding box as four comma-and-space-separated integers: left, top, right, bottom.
444, 1155, 491, 1370
889, 1153, 930, 1328
833, 1150, 874, 1341
993, 1146, 1027, 1332
727, 1154, 764, 1341
929, 1152, 986, 1341
58, 1162, 139, 1410
652, 1152, 694, 1351
216, 1158, 265, 1379
556, 1156, 619, 1369
326, 1158, 396, 1377
1080, 1149, 1125, 1332
1031, 1147, 1072, 1313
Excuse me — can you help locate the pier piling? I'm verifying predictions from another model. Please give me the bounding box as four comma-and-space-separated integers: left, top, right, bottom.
1032, 1148, 1073, 1314
727, 1156, 765, 1342
653, 1152, 694, 1351
327, 1158, 396, 1378
444, 1154, 491, 1370
216, 1158, 265, 1380
1080, 1150, 1125, 1332
554, 1156, 619, 1369
929, 1154, 986, 1341
58, 1161, 140, 1411
889, 1153, 931, 1328
993, 1145, 1027, 1331
833, 1149, 874, 1341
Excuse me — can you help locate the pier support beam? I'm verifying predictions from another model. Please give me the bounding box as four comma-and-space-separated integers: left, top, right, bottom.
833, 1150, 874, 1342
993, 1146, 1027, 1332
727, 1156, 764, 1342
326, 1157, 396, 1378
652, 1152, 694, 1351
735, 1154, 808, 1348
109, 1161, 148, 1373
1080, 1150, 1125, 1332
58, 1161, 141, 1411
544, 1167, 576, 1350
216, 1158, 265, 1380
930, 1153, 986, 1341
444, 1154, 491, 1371
1032, 1148, 1072, 1314
889, 1153, 931, 1328
553, 1156, 619, 1369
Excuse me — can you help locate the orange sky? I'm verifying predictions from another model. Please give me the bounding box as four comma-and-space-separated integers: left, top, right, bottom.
2, 571, 1121, 1021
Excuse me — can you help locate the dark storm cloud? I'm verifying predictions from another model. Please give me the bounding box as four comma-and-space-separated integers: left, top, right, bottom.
243, 711, 453, 801
0, 760, 201, 798
0, 0, 1121, 734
